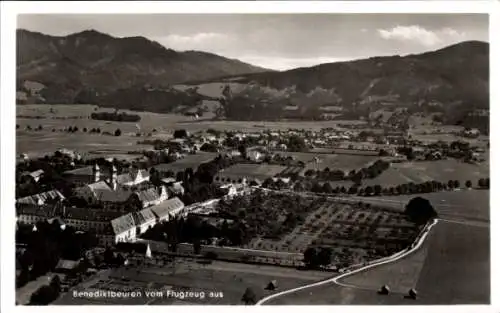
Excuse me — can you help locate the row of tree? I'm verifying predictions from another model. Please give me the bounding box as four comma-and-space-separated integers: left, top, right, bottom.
291, 177, 490, 197
90, 111, 141, 122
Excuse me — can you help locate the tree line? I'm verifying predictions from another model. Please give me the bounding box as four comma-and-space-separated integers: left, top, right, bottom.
90, 111, 141, 122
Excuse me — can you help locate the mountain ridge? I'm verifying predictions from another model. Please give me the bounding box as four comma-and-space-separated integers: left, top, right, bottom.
16, 28, 270, 102
16, 29, 488, 131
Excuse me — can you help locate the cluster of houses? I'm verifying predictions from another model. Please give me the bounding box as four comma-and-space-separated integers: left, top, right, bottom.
16, 157, 190, 246
15, 149, 257, 248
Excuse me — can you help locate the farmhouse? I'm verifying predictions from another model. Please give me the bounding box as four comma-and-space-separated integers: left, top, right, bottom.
22, 80, 45, 97
20, 169, 44, 184
132, 208, 157, 235
55, 259, 81, 275
110, 213, 137, 243
16, 204, 56, 225
115, 167, 150, 186
463, 128, 480, 138
247, 150, 263, 162
166, 182, 185, 196
63, 164, 110, 185
131, 186, 169, 208
149, 197, 185, 223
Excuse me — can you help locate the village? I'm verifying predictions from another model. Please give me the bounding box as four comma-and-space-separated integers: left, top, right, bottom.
14, 121, 489, 305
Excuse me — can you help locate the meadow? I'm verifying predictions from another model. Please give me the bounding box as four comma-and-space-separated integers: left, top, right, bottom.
361, 159, 489, 187
17, 104, 366, 158
352, 189, 490, 223
216, 164, 288, 182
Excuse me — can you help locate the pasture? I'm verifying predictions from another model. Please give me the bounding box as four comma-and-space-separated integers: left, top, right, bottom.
17, 104, 367, 158
362, 159, 489, 187
216, 163, 288, 182
16, 104, 190, 158
153, 152, 217, 174
351, 189, 490, 222
275, 151, 379, 172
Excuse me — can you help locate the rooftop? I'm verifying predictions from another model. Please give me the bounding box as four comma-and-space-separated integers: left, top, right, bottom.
110, 213, 136, 235
149, 197, 185, 219
16, 189, 65, 205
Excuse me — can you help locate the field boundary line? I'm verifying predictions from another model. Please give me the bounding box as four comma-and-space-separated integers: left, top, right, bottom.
256, 218, 439, 305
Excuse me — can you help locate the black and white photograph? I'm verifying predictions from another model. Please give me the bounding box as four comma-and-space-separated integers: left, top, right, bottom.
0, 1, 497, 310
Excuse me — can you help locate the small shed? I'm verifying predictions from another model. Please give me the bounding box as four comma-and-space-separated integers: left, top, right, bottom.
408, 288, 417, 299
378, 284, 390, 295
266, 280, 278, 291
55, 259, 81, 274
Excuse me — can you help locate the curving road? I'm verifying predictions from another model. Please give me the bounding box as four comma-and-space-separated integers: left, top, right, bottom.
256, 219, 439, 305
257, 215, 489, 305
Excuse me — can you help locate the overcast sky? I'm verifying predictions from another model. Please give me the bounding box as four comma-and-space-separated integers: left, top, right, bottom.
18, 14, 488, 70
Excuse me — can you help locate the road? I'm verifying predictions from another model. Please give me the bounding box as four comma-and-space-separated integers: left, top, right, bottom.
256, 218, 439, 305
257, 219, 488, 305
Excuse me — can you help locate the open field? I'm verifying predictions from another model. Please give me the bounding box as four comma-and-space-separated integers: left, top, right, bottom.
275, 151, 379, 172
362, 159, 489, 187
55, 259, 328, 305
17, 105, 189, 158
16, 130, 153, 159
266, 220, 489, 305
17, 104, 367, 158
216, 163, 288, 182
153, 152, 217, 174
349, 189, 489, 223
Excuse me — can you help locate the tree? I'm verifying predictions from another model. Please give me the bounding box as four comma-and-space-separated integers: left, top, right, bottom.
205, 251, 218, 260
83, 127, 87, 132
304, 169, 315, 177
29, 285, 57, 305
453, 180, 460, 189
447, 180, 454, 190
303, 247, 317, 268
114, 128, 122, 136
348, 186, 358, 194
238, 144, 247, 159
364, 186, 374, 196
322, 182, 333, 194
293, 182, 304, 192
16, 269, 30, 288
173, 129, 188, 139
465, 180, 472, 189
317, 247, 332, 266
478, 178, 485, 188
374, 185, 382, 196
311, 182, 323, 193
378, 149, 390, 156
50, 275, 61, 295
193, 240, 202, 255
241, 287, 257, 305
103, 247, 115, 265
404, 197, 438, 225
